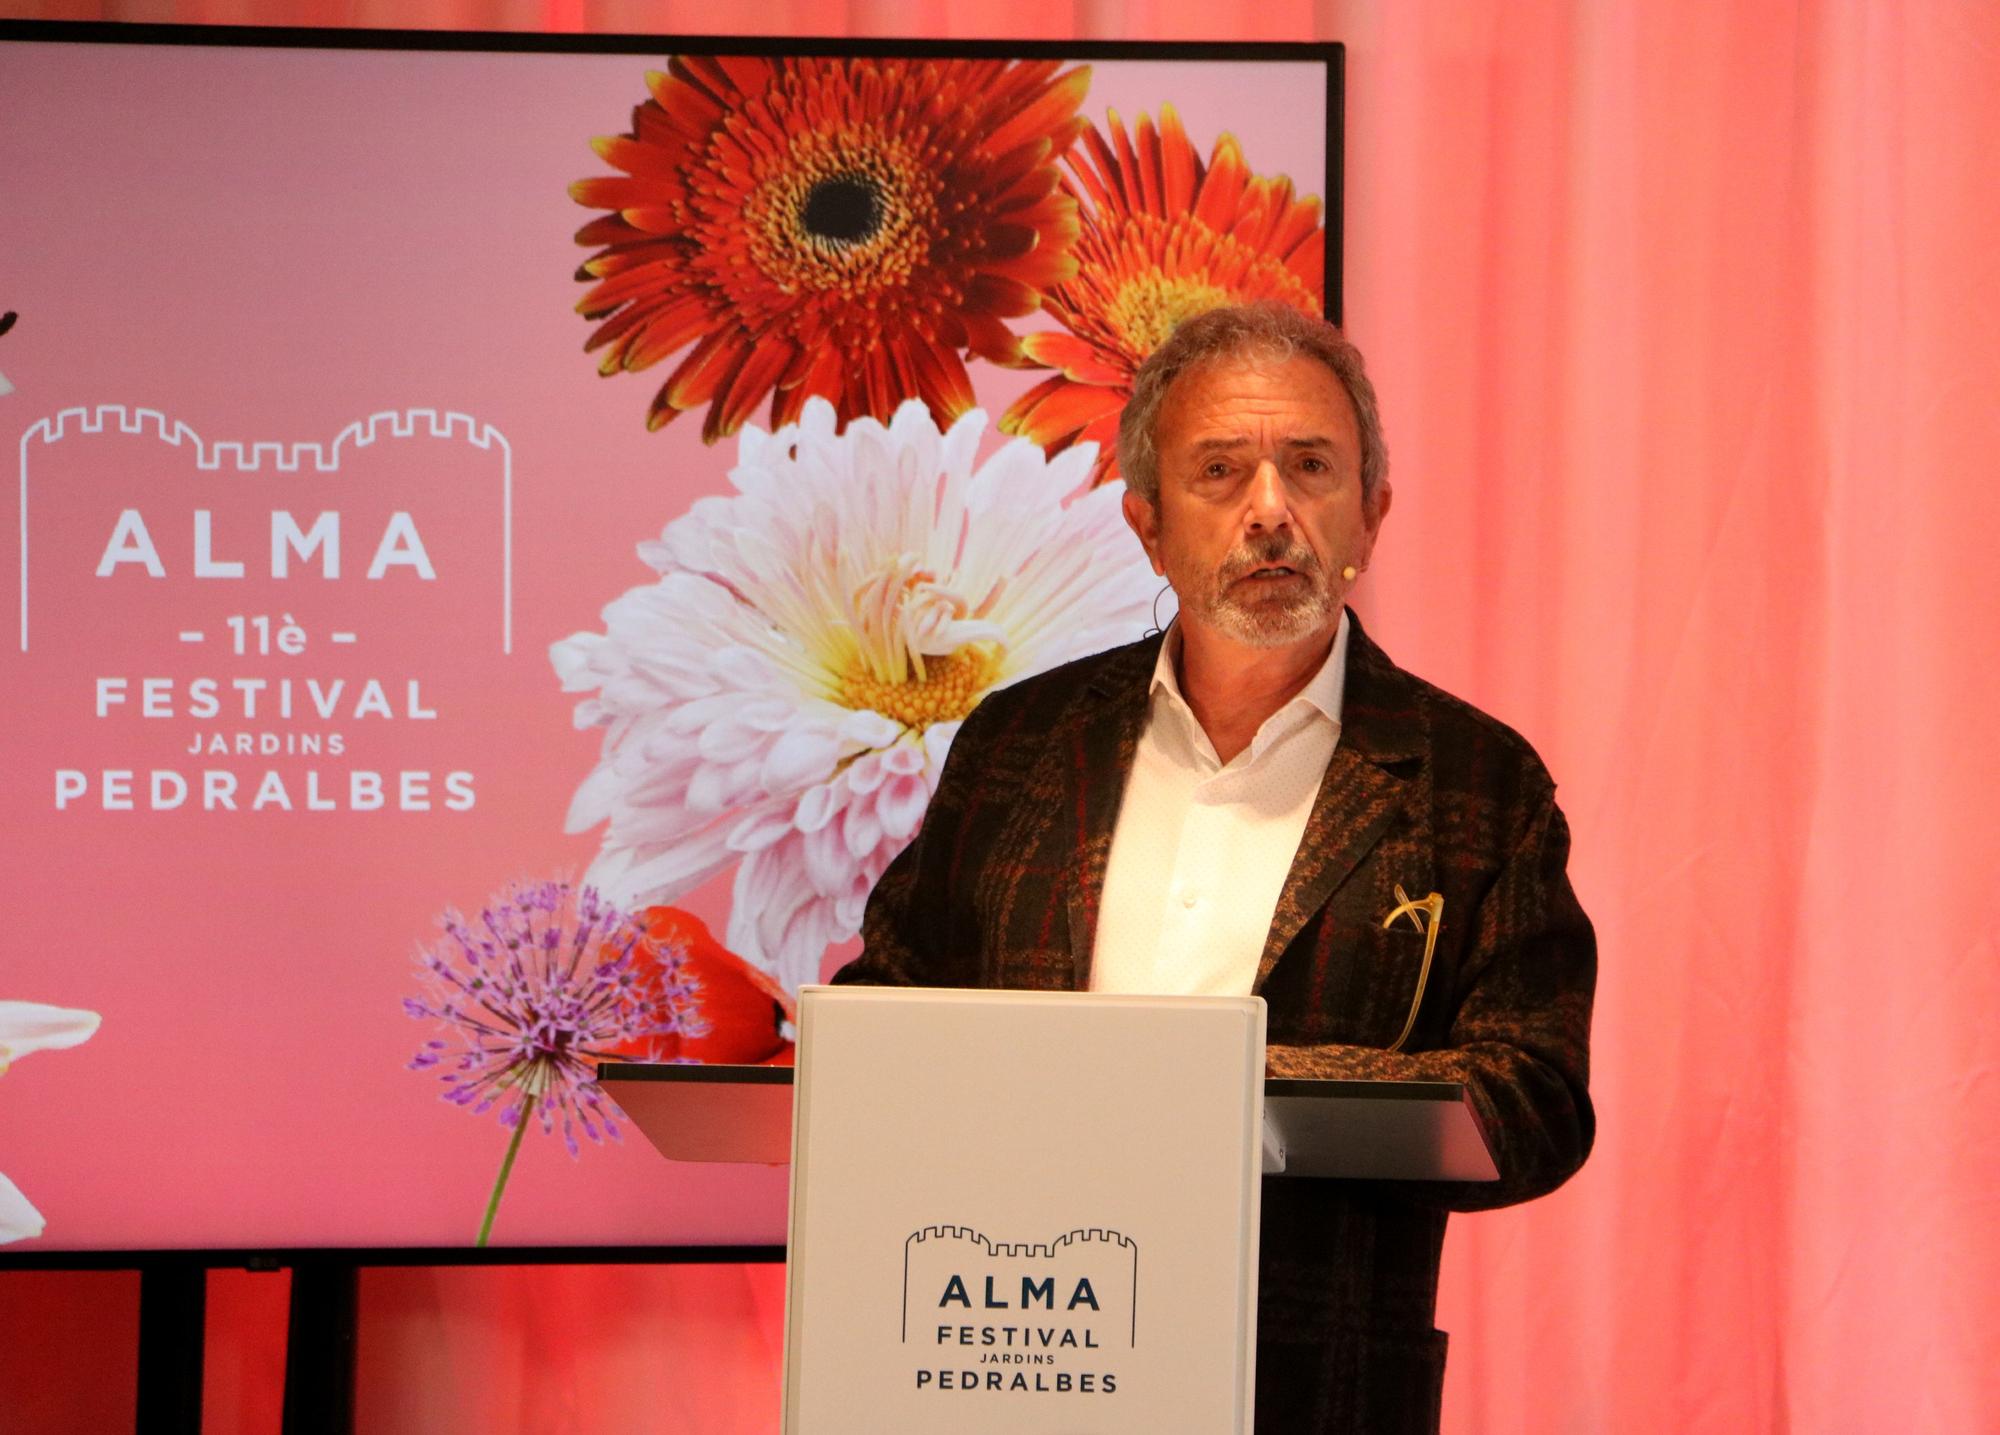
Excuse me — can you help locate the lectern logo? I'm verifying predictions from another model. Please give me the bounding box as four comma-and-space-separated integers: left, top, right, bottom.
903, 1224, 1136, 1396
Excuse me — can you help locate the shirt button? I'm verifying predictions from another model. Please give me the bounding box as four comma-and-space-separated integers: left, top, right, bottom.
1181, 891, 1199, 909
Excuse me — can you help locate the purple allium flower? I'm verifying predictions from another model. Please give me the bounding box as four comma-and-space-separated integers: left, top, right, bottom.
404, 879, 692, 1159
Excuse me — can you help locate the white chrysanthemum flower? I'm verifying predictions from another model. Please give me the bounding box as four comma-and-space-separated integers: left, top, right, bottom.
553, 398, 1158, 994
0, 1002, 99, 1072
0, 1001, 100, 1244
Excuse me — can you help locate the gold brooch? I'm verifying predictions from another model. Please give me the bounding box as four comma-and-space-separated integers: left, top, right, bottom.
1381, 885, 1444, 1053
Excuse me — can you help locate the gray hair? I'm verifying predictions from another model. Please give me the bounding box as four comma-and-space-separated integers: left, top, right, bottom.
1115, 303, 1388, 509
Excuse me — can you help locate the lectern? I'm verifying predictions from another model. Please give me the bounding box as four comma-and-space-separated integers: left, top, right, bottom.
600, 986, 1497, 1435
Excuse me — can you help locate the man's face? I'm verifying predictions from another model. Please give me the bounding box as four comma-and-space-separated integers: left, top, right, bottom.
1123, 352, 1389, 650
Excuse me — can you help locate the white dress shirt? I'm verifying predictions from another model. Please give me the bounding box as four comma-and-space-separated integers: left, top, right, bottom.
1090, 612, 1351, 995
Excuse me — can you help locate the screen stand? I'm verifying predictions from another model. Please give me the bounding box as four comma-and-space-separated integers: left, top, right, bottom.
281, 1260, 358, 1435
136, 1263, 204, 1435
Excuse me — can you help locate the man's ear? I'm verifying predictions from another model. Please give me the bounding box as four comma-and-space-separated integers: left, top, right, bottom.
1364, 478, 1393, 537
1122, 488, 1166, 577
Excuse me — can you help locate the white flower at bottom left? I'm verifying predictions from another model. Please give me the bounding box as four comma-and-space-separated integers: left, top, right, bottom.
0, 1001, 101, 1244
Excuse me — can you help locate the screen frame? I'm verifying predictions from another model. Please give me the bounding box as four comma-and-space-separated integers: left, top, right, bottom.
0, 16, 1343, 1268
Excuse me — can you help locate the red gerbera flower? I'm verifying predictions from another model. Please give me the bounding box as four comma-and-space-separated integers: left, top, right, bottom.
1001, 106, 1326, 486
571, 56, 1089, 441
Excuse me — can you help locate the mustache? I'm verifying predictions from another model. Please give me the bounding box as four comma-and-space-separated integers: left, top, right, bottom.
1216, 534, 1323, 584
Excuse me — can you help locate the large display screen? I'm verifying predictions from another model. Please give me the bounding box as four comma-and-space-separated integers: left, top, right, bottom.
0, 23, 1338, 1254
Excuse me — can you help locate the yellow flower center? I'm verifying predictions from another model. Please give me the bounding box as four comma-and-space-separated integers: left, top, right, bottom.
1106, 273, 1236, 354
838, 643, 1000, 730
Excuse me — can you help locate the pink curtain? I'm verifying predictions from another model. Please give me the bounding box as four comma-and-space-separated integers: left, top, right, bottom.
5, 2, 1997, 1431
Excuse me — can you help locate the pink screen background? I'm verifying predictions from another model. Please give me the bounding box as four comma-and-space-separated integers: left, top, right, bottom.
3, 4, 1998, 1434
0, 40, 1327, 1253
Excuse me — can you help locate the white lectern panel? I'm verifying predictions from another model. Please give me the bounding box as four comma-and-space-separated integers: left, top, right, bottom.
783, 986, 1266, 1435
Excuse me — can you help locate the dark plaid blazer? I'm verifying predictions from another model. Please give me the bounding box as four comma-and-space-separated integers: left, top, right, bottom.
837, 613, 1596, 1435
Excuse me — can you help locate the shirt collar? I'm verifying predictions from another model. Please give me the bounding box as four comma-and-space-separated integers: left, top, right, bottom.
1149, 609, 1351, 756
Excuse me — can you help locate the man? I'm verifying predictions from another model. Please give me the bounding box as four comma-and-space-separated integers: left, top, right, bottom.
837, 303, 1595, 1435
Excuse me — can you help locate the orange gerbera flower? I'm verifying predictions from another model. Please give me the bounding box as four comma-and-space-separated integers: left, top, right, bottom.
571, 56, 1089, 441
1001, 106, 1326, 486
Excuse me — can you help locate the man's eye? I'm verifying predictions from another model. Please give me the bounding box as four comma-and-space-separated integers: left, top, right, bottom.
1297, 456, 1327, 473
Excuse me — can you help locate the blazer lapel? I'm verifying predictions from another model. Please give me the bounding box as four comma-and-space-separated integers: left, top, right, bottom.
1058, 634, 1162, 988
1254, 617, 1427, 991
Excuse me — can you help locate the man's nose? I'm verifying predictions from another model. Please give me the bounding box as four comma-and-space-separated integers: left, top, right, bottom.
1245, 458, 1291, 531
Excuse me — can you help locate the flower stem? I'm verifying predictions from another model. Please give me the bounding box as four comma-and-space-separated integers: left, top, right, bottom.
476, 1105, 531, 1248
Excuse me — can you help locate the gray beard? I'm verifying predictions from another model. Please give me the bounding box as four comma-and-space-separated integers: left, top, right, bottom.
1176, 534, 1340, 648
1203, 581, 1338, 647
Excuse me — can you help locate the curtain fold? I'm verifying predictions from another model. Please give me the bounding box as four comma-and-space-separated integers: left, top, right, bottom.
4, 2, 1994, 1430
